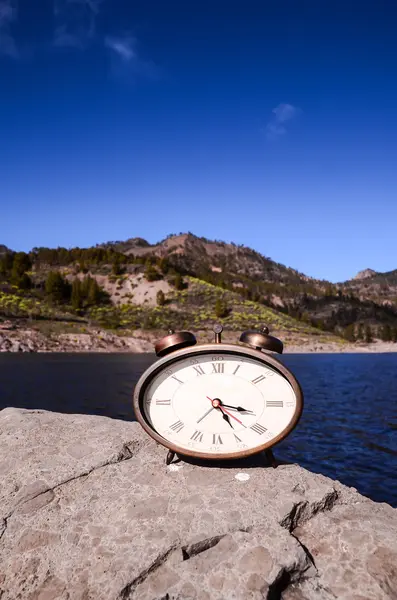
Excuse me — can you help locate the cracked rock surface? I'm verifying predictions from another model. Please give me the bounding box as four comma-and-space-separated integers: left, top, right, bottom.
0, 408, 396, 600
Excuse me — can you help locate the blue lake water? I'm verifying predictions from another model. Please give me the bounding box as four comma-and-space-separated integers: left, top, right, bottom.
0, 353, 396, 507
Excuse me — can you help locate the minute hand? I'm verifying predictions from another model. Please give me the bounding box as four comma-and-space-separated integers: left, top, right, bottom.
221, 404, 255, 414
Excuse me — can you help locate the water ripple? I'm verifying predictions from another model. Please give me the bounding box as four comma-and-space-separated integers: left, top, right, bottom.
0, 352, 396, 507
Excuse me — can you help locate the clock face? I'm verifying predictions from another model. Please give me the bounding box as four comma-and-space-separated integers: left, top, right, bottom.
138, 350, 300, 458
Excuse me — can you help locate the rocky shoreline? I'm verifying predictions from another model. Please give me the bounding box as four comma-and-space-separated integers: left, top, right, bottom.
0, 323, 152, 354
1, 323, 397, 354
0, 407, 396, 599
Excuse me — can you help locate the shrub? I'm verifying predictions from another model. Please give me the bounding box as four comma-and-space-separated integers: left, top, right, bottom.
215, 298, 230, 319
144, 265, 161, 282
157, 290, 166, 306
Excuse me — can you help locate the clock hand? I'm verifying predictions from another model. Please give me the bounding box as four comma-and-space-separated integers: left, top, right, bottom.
206, 396, 246, 427
218, 405, 246, 427
197, 406, 215, 423
220, 409, 234, 429
221, 404, 255, 414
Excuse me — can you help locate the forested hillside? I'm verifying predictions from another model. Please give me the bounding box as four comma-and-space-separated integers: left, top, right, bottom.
1, 233, 397, 344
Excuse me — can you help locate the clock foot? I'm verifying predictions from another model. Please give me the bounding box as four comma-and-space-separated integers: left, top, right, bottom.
265, 449, 277, 468
166, 450, 176, 465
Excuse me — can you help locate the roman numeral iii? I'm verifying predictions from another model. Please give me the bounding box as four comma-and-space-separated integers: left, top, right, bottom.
266, 400, 283, 407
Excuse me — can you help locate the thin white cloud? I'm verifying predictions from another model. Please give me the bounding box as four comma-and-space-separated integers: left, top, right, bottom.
0, 0, 160, 82
54, 0, 103, 49
105, 35, 136, 61
266, 103, 301, 139
0, 0, 17, 58
104, 34, 160, 81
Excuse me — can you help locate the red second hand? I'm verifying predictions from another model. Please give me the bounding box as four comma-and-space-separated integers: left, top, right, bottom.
219, 406, 244, 425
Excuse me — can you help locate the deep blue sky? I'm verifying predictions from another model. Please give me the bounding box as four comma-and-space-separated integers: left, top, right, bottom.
1, 0, 397, 282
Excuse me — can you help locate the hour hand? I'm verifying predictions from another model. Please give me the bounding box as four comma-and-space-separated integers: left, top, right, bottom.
221, 412, 234, 429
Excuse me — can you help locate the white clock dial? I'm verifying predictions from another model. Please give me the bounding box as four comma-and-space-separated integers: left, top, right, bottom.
142, 352, 297, 456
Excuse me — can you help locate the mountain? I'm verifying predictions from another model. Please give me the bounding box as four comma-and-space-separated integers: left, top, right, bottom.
352, 269, 377, 280
342, 267, 397, 308
0, 245, 10, 255
1, 232, 397, 344
100, 233, 310, 285
100, 233, 397, 338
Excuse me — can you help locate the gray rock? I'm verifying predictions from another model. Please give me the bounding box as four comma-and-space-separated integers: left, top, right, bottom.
0, 408, 395, 600
0, 338, 12, 351
10, 341, 22, 352
26, 339, 36, 351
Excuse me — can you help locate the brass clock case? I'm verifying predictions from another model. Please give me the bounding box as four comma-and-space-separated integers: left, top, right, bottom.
155, 331, 197, 357
240, 327, 283, 354
133, 343, 303, 461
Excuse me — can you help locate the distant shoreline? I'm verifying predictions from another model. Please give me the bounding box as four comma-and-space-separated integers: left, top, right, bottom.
1, 324, 397, 354
284, 340, 397, 353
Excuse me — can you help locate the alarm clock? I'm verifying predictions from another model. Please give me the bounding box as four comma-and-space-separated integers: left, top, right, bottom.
133, 325, 303, 466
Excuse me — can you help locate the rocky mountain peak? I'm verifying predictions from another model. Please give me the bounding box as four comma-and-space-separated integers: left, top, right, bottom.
352, 268, 377, 280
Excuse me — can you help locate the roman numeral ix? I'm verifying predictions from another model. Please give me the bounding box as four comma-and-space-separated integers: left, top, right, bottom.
156, 399, 171, 405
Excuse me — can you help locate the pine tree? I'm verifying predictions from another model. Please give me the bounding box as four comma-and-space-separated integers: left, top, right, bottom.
144, 265, 160, 282
173, 272, 184, 290
45, 272, 70, 304
112, 257, 123, 276
10, 252, 31, 285
365, 326, 373, 344
156, 290, 165, 306
215, 298, 229, 318
87, 278, 101, 306
357, 323, 364, 340
80, 275, 91, 300
343, 324, 356, 342
380, 324, 392, 342
71, 278, 82, 310
158, 257, 169, 275
79, 260, 88, 274
17, 272, 32, 290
